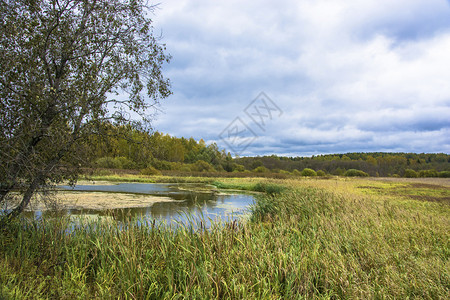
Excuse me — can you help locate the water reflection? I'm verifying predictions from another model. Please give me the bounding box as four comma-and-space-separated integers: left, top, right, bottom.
28, 183, 254, 226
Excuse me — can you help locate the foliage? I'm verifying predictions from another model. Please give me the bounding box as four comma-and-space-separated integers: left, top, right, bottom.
179, 165, 192, 172
316, 170, 326, 176
438, 171, 450, 178
292, 169, 301, 176
150, 159, 183, 171
404, 169, 418, 178
0, 0, 171, 218
235, 152, 450, 177
81, 124, 450, 179
140, 166, 161, 176
253, 166, 269, 173
191, 160, 216, 172
95, 157, 136, 170
301, 168, 317, 176
232, 164, 246, 172
344, 169, 369, 177
419, 169, 439, 177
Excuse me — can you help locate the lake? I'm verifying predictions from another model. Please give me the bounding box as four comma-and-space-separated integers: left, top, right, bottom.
27, 182, 255, 226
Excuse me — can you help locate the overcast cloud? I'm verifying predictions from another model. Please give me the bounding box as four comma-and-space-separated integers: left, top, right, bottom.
151, 0, 450, 156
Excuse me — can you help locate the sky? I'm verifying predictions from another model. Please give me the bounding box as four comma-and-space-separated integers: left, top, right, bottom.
150, 0, 450, 157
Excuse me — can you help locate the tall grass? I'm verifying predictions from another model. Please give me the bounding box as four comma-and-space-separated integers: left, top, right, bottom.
1, 181, 449, 299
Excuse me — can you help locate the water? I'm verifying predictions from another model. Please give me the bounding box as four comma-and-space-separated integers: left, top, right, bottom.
28, 183, 255, 226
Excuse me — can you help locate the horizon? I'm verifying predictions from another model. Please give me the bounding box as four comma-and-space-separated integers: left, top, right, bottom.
147, 129, 449, 158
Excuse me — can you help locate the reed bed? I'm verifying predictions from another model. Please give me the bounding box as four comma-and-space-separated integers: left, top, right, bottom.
1, 179, 449, 299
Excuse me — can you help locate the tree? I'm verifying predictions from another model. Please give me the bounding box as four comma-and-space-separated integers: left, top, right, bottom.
0, 0, 171, 220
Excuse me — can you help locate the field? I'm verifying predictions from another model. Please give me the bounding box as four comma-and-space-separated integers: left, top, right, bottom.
1, 175, 449, 299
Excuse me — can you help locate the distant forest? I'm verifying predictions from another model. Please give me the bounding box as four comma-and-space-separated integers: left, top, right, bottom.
87, 124, 450, 178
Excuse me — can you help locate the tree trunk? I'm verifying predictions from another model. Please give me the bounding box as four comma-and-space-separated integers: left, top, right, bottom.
7, 176, 42, 220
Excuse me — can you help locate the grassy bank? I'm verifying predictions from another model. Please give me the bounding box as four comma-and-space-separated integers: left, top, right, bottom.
1, 177, 449, 298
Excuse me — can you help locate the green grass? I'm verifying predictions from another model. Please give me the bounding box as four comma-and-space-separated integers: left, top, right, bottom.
212, 179, 286, 195
1, 178, 449, 299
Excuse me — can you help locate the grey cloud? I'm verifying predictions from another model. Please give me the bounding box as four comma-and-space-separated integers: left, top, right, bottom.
152, 0, 450, 156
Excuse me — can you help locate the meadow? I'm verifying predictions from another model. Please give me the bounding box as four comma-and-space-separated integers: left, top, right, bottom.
0, 175, 448, 299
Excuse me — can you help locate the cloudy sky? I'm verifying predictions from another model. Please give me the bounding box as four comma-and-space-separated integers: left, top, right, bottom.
151, 0, 450, 157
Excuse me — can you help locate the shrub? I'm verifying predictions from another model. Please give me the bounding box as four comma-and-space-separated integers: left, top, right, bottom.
253, 166, 269, 173
232, 163, 246, 172
180, 165, 192, 172
333, 167, 345, 176
191, 160, 216, 172
438, 171, 450, 178
316, 170, 326, 177
140, 166, 161, 176
291, 169, 301, 176
301, 168, 317, 176
151, 159, 182, 170
215, 164, 225, 172
404, 169, 418, 178
115, 157, 137, 169
418, 169, 438, 177
95, 157, 119, 169
344, 169, 369, 177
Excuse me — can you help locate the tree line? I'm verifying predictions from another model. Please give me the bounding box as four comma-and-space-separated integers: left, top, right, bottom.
89, 124, 450, 177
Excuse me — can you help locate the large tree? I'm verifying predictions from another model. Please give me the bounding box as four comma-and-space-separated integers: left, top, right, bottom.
0, 0, 171, 220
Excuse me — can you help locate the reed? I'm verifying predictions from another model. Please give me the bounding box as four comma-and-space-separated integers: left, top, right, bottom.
1, 179, 448, 299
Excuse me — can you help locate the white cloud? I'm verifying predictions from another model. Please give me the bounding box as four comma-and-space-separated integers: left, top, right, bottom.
152, 0, 450, 155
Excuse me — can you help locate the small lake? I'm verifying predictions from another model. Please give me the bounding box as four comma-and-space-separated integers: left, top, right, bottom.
28, 183, 255, 226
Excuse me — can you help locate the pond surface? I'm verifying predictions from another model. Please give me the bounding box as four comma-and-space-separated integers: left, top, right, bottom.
29, 183, 255, 226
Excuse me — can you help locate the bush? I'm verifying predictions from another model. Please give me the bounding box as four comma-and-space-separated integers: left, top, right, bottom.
291, 169, 301, 176
404, 169, 418, 178
232, 164, 246, 172
191, 160, 216, 172
253, 166, 269, 173
151, 159, 182, 171
140, 166, 161, 176
215, 164, 225, 172
116, 157, 137, 169
180, 165, 192, 172
332, 167, 345, 176
418, 169, 438, 177
301, 168, 317, 176
316, 170, 326, 177
344, 169, 369, 177
438, 171, 450, 178
95, 157, 119, 169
